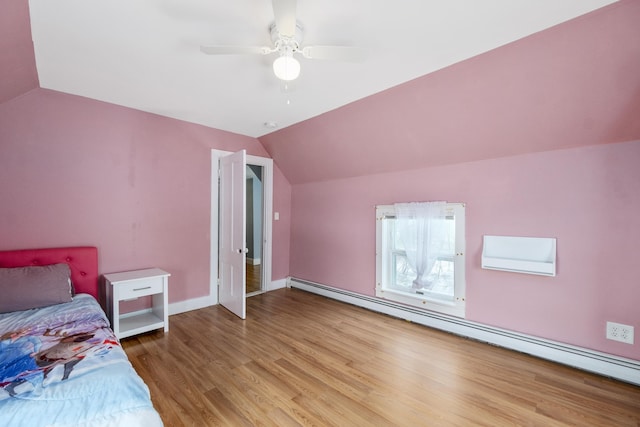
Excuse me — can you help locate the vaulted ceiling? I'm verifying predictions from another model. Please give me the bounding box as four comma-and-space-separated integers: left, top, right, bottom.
2, 0, 639, 185
260, 0, 640, 183
2, 0, 619, 137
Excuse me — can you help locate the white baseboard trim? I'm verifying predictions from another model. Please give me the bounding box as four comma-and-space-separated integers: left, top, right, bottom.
268, 278, 287, 291
169, 294, 215, 316
288, 277, 640, 386
167, 280, 288, 315
247, 258, 261, 266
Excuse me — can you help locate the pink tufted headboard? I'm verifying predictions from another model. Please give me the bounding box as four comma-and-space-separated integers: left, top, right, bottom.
0, 247, 99, 299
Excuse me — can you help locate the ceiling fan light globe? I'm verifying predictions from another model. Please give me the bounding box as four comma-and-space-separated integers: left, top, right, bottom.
273, 55, 300, 81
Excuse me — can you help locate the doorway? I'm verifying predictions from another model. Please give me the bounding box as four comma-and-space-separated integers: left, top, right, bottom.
210, 150, 273, 309
245, 164, 263, 295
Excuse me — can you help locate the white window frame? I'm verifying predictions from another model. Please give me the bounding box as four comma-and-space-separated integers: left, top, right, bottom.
375, 203, 466, 318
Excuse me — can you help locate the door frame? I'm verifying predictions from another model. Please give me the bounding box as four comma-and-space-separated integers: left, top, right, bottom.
210, 149, 273, 305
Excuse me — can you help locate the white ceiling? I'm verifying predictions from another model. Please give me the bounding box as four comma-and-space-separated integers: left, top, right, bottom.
28, 0, 618, 138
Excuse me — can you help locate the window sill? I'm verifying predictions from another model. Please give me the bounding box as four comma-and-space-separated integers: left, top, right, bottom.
377, 288, 465, 318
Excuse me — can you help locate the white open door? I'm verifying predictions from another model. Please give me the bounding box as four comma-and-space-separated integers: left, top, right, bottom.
219, 150, 246, 319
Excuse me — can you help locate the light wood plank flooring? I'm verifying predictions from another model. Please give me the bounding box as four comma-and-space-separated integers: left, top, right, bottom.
246, 263, 261, 294
122, 288, 640, 426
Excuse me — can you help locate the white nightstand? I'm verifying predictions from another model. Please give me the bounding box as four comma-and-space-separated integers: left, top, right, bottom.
104, 268, 170, 339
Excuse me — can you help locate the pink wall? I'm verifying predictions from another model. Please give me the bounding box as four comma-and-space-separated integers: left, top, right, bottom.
0, 88, 291, 304
289, 140, 640, 360
0, 0, 39, 104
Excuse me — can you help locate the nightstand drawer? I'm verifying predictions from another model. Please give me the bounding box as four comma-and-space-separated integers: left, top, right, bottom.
119, 277, 163, 299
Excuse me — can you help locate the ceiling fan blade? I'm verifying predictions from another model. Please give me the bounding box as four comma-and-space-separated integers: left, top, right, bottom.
272, 0, 297, 37
200, 45, 271, 55
301, 46, 368, 62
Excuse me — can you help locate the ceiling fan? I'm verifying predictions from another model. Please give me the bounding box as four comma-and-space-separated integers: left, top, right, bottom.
200, 0, 366, 81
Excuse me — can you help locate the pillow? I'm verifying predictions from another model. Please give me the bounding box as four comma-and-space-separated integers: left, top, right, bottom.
0, 263, 73, 313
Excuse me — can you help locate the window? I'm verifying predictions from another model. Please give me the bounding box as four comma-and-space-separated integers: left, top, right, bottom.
376, 202, 465, 317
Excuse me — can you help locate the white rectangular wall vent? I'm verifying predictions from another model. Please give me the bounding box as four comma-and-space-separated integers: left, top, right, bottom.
482, 235, 556, 276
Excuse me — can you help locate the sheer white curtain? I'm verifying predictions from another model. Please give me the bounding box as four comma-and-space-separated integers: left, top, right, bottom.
394, 201, 448, 289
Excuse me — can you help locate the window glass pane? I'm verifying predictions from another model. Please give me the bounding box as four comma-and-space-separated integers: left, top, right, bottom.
386, 217, 455, 300
426, 259, 454, 299
392, 252, 414, 288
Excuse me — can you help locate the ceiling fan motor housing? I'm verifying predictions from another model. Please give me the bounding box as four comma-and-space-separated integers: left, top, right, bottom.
270, 21, 304, 55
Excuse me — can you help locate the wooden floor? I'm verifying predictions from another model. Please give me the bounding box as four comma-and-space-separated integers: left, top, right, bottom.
246, 263, 261, 294
122, 288, 640, 426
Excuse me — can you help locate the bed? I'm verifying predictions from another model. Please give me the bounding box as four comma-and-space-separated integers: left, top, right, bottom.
0, 247, 163, 427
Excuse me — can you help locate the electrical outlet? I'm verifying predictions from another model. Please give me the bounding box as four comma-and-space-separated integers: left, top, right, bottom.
606, 322, 634, 344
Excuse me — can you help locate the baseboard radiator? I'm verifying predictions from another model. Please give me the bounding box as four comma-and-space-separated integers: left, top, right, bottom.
288, 277, 640, 386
